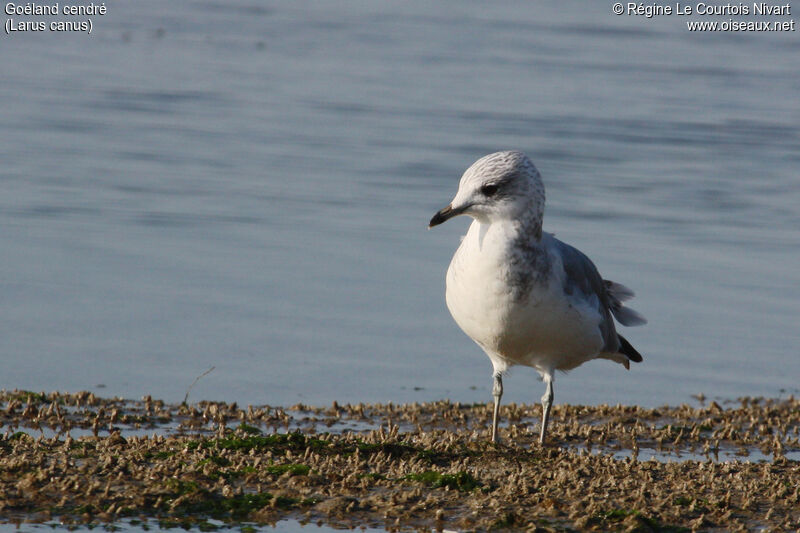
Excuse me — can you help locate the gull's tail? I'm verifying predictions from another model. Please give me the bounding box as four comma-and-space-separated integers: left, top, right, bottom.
617, 334, 643, 363
605, 280, 647, 327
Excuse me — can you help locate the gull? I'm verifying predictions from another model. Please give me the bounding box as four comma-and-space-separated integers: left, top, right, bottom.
428, 151, 646, 444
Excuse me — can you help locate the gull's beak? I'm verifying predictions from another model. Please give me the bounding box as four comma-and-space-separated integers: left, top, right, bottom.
428, 203, 466, 228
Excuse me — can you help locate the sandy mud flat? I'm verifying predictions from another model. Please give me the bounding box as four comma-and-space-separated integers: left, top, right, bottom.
0, 390, 798, 531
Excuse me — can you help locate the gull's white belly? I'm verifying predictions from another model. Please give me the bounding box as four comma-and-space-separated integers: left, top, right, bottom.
445, 224, 604, 373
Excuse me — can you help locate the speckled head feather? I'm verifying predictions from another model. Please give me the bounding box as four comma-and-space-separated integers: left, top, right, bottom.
450, 150, 545, 238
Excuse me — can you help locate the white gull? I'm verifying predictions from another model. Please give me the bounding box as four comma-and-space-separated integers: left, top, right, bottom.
429, 151, 646, 444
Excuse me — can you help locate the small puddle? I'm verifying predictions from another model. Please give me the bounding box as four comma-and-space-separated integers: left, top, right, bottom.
564, 442, 800, 463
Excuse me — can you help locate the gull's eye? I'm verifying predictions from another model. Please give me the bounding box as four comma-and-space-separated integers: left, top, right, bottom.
480, 184, 499, 197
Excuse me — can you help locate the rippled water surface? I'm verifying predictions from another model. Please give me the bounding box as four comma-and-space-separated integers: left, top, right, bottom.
2, 2, 799, 409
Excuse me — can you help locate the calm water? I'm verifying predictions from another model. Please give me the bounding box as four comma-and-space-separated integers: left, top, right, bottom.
1, 1, 798, 410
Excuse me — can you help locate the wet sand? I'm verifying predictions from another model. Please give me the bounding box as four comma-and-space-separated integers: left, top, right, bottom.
1, 390, 798, 531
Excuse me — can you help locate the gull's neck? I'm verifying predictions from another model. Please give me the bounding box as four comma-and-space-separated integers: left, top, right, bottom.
493, 211, 543, 243
474, 212, 543, 253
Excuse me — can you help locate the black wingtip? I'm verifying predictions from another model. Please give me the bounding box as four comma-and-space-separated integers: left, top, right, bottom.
618, 334, 643, 363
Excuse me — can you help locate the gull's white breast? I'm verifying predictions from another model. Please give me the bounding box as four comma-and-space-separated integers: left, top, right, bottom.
445, 221, 605, 375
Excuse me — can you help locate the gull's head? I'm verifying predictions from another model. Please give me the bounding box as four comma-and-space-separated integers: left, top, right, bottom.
429, 150, 545, 229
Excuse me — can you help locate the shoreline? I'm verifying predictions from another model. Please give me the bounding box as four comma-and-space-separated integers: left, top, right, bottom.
0, 390, 798, 530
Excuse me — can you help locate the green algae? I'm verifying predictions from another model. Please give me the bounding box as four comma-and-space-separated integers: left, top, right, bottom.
265, 463, 310, 476
187, 431, 330, 454
403, 470, 481, 492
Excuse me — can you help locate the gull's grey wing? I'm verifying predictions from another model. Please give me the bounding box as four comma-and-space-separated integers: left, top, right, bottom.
604, 280, 648, 326
551, 238, 646, 367
551, 237, 621, 354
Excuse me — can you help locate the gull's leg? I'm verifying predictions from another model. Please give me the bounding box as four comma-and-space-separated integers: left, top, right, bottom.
491, 373, 503, 443
539, 374, 554, 444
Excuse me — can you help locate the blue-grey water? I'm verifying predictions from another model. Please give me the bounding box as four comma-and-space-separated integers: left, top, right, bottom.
2, 1, 798, 410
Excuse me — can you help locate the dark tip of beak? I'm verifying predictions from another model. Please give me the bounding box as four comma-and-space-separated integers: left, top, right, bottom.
428, 204, 455, 229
